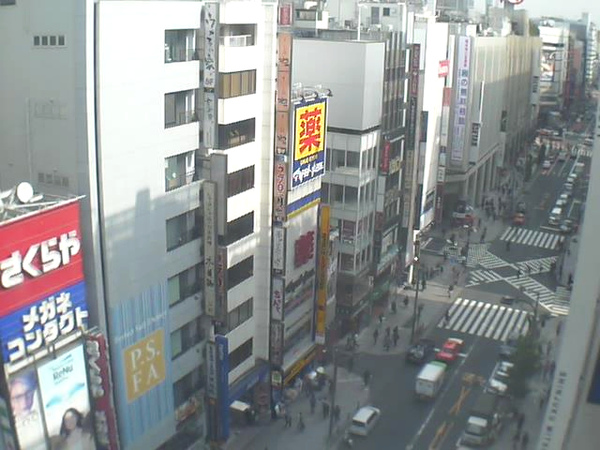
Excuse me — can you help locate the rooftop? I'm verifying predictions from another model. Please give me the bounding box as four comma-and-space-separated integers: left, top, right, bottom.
0, 182, 78, 224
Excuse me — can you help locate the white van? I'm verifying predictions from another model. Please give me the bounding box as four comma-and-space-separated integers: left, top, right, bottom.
416, 361, 447, 400
349, 406, 381, 436
549, 207, 562, 225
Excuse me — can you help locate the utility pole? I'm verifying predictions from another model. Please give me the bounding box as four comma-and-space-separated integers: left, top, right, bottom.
328, 349, 338, 442
410, 239, 421, 343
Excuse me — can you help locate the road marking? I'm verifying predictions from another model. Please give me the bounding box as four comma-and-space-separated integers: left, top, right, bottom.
449, 386, 471, 416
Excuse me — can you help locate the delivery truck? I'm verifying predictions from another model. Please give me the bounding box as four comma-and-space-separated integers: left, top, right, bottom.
458, 392, 507, 447
415, 361, 447, 400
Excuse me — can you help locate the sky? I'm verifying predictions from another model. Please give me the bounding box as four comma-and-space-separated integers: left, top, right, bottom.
474, 0, 600, 25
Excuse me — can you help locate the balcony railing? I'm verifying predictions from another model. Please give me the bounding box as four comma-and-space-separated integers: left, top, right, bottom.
167, 226, 201, 252
219, 34, 254, 47
164, 47, 200, 63
165, 172, 196, 192
165, 110, 199, 129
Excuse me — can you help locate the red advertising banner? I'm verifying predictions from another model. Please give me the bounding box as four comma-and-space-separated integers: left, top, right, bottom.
85, 331, 120, 450
438, 60, 449, 78
380, 141, 390, 174
278, 3, 292, 26
0, 200, 84, 317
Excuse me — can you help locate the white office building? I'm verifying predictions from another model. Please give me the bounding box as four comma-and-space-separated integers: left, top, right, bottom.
0, 0, 277, 448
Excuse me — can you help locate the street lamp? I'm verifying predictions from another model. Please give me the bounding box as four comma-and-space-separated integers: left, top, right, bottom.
410, 239, 421, 343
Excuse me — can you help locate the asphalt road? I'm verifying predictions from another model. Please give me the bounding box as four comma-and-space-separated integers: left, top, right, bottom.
343, 140, 592, 450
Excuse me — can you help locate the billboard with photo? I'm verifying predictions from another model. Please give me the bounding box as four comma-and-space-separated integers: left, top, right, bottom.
108, 283, 173, 448
0, 199, 84, 318
8, 368, 45, 450
37, 345, 95, 450
291, 99, 327, 189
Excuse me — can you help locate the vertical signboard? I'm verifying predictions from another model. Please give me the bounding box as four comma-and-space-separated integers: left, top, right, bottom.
216, 247, 227, 323
206, 341, 218, 442
380, 140, 390, 174
37, 345, 95, 448
203, 3, 219, 148
109, 283, 173, 448
273, 161, 288, 222
271, 277, 284, 322
272, 226, 285, 275
269, 322, 284, 367
278, 3, 293, 26
403, 44, 420, 229
215, 335, 230, 441
451, 36, 471, 163
292, 99, 327, 188
203, 181, 217, 317
85, 331, 120, 450
315, 205, 330, 345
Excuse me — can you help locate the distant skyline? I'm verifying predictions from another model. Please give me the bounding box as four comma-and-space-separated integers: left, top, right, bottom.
474, 0, 600, 25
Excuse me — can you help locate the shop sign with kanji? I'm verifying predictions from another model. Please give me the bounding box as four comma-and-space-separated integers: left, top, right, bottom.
292, 99, 327, 188
0, 281, 88, 364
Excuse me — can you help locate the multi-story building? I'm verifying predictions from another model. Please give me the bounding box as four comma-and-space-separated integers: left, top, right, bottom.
442, 26, 540, 212
536, 107, 600, 450
0, 0, 277, 448
536, 18, 571, 116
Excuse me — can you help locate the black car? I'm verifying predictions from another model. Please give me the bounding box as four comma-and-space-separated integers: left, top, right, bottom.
406, 339, 435, 364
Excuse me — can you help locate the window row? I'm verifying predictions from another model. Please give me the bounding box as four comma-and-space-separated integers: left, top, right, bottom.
173, 364, 204, 408
227, 166, 255, 197
33, 35, 66, 47
229, 338, 253, 373
227, 297, 253, 331
38, 172, 69, 188
325, 147, 377, 172
165, 29, 198, 63
228, 256, 254, 289
166, 208, 202, 251
219, 70, 257, 99
321, 181, 376, 207
225, 211, 254, 245
165, 150, 196, 192
339, 245, 373, 273
218, 118, 256, 149
171, 317, 204, 360
168, 263, 202, 307
165, 89, 199, 129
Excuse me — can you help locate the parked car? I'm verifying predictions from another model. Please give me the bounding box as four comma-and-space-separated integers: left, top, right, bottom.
567, 174, 577, 184
542, 160, 552, 170
555, 198, 567, 208
435, 338, 464, 363
499, 333, 520, 360
406, 339, 436, 365
557, 151, 567, 162
559, 219, 577, 234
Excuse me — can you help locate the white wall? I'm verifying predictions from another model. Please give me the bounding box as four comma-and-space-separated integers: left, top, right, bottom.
292, 39, 385, 131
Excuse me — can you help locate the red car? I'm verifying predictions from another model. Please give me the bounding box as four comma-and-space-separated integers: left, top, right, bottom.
435, 338, 464, 363
513, 213, 525, 226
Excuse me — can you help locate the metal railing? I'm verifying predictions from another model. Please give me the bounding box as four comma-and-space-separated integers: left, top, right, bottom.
219, 34, 254, 47
165, 172, 196, 192
167, 226, 201, 252
164, 47, 200, 63
165, 110, 199, 129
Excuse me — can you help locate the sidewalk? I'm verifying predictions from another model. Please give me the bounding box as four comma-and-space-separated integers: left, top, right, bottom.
489, 315, 565, 450
227, 364, 369, 450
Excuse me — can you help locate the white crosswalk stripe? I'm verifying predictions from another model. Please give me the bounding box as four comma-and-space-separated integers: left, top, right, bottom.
515, 257, 558, 274
499, 227, 564, 250
504, 276, 569, 315
466, 269, 504, 287
438, 298, 530, 341
577, 148, 593, 158
465, 244, 488, 268
477, 251, 513, 269
555, 286, 571, 303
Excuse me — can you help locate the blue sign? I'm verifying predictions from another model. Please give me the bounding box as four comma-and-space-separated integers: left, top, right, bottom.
109, 282, 173, 448
216, 335, 230, 441
0, 281, 88, 364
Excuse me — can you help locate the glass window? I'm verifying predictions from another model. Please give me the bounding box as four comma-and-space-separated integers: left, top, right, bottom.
58, 35, 65, 46
165, 150, 196, 191
228, 298, 253, 331
225, 211, 254, 245
168, 264, 202, 306
33, 36, 40, 46
227, 166, 255, 197
173, 365, 205, 408
41, 36, 48, 46
345, 186, 358, 204
49, 36, 56, 46
333, 149, 345, 169
218, 118, 256, 149
228, 256, 253, 289
229, 338, 253, 372
171, 317, 203, 360
166, 208, 201, 251
347, 152, 359, 168
219, 70, 257, 99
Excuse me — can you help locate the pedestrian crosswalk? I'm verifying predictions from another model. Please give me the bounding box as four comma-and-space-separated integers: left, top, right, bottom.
437, 298, 530, 342
499, 227, 564, 250
477, 251, 512, 269
554, 286, 571, 303
577, 147, 593, 158
466, 269, 505, 287
466, 244, 488, 268
514, 256, 558, 274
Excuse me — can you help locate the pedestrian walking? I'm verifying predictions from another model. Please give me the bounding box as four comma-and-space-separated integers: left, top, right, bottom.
391, 300, 397, 315
556, 321, 562, 337
284, 412, 292, 428
403, 296, 409, 308
383, 334, 391, 352
517, 413, 525, 433
421, 278, 426, 290
393, 328, 399, 347
378, 313, 384, 325
334, 405, 341, 423
322, 400, 330, 419
373, 328, 379, 345
297, 412, 305, 432
363, 369, 371, 387
310, 394, 316, 414
506, 241, 511, 252
385, 326, 391, 338
550, 360, 556, 378
546, 341, 552, 356
517, 268, 522, 279
348, 354, 354, 372
522, 431, 529, 448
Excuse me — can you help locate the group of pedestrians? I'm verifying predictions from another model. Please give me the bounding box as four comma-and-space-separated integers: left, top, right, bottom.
372, 324, 400, 350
